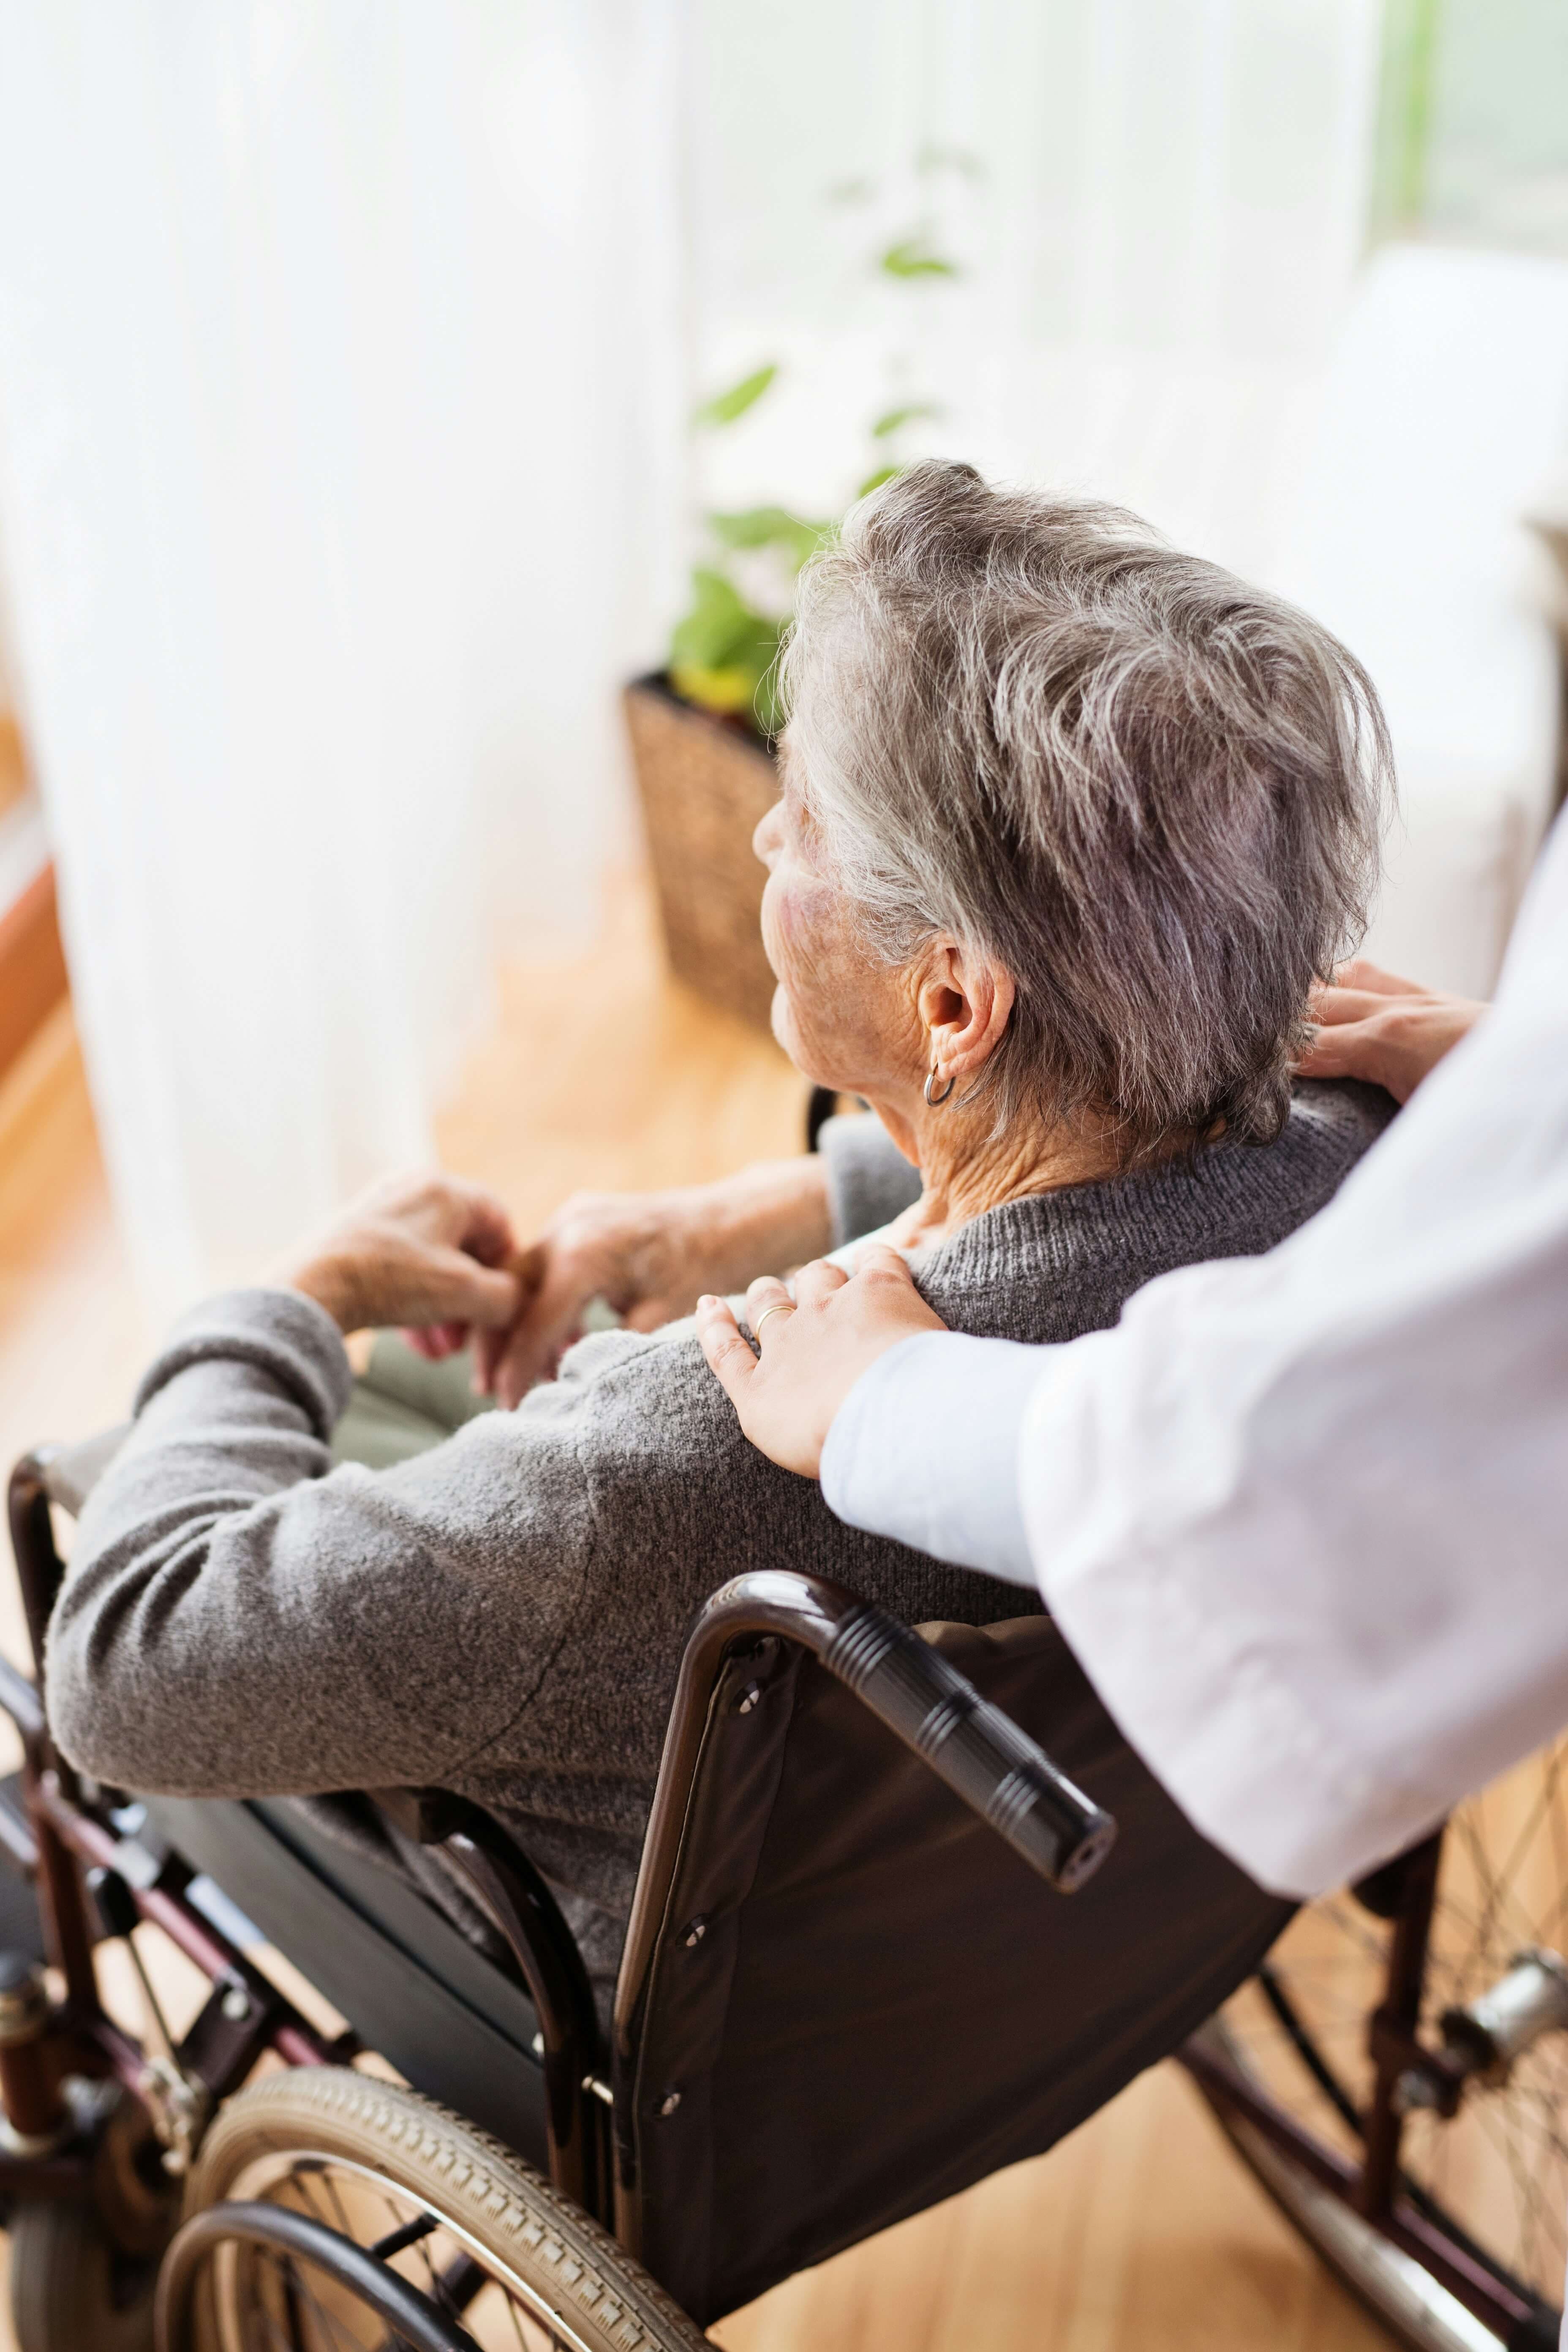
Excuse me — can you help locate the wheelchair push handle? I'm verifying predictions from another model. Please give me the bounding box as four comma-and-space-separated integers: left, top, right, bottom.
678, 1574, 1116, 1895
819, 1600, 1116, 1893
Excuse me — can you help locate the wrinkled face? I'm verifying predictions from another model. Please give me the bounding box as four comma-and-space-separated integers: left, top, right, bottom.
754, 746, 921, 1103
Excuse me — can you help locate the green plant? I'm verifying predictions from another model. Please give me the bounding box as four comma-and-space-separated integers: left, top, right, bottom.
667, 172, 972, 738
666, 503, 827, 735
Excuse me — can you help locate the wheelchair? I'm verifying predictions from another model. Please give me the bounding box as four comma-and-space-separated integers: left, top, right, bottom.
2, 1413, 1566, 2351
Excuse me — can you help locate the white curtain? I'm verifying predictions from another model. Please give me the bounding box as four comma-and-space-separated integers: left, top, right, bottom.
0, 2, 686, 1311
0, 0, 1383, 1315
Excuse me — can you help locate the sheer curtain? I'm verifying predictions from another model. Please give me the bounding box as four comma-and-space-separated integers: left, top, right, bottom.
0, 0, 1381, 1315
690, 0, 1381, 582
0, 2, 685, 1311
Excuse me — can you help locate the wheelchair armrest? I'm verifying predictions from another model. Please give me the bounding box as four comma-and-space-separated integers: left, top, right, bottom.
614, 1571, 1119, 2135
31, 1426, 132, 1517
7, 1435, 128, 1699
368, 1783, 607, 2208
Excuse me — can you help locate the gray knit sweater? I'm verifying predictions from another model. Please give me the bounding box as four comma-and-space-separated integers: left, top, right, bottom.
49, 1087, 1391, 1940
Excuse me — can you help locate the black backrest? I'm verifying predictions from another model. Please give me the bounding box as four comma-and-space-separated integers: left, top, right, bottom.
629, 1614, 1292, 2323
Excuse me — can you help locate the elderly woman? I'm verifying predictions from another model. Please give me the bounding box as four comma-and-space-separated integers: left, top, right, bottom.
50, 464, 1391, 2021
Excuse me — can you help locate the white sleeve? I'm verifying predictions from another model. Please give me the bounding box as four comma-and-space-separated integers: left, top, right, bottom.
822, 813, 1568, 1900
820, 1330, 1042, 1585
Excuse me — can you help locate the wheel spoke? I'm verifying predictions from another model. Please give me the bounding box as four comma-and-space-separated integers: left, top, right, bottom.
405, 2220, 448, 2311
1220, 1740, 1568, 2312
243, 2251, 306, 2352
311, 2162, 363, 2247
1489, 1746, 1567, 1947
281, 2247, 373, 2352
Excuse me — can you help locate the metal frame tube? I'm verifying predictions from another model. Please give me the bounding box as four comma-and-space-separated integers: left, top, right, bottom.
425, 1796, 608, 2219
1183, 2025, 1537, 2339
31, 1778, 340, 2072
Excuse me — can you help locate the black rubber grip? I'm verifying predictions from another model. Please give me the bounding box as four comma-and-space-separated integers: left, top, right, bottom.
820, 1602, 1116, 1892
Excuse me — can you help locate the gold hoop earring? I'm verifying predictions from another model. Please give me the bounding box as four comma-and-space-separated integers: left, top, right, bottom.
924, 1066, 956, 1108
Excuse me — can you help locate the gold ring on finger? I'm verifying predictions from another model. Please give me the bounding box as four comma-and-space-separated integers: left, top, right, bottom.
753, 1302, 797, 1338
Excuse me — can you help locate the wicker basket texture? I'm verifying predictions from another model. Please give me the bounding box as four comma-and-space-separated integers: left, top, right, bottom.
624, 675, 780, 1033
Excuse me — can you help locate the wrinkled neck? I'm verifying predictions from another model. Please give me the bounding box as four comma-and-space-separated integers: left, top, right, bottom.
877, 1100, 1130, 1252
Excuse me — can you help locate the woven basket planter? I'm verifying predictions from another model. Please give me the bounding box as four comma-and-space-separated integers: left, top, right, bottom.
623, 672, 780, 1032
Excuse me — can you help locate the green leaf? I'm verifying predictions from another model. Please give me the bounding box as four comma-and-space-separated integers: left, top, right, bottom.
694, 364, 779, 427
669, 568, 757, 671
668, 568, 787, 728
878, 237, 960, 280
708, 506, 831, 571
857, 464, 902, 500
870, 402, 943, 441
670, 569, 782, 674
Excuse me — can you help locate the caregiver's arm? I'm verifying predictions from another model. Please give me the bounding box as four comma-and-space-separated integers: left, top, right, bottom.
700, 822, 1568, 1897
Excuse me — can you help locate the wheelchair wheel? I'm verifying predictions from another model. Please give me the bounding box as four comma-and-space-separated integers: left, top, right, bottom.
169, 2065, 710, 2352
1203, 1734, 1568, 2350
10, 2198, 161, 2352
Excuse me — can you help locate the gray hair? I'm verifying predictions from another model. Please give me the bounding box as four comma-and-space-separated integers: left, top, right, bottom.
781, 462, 1391, 1155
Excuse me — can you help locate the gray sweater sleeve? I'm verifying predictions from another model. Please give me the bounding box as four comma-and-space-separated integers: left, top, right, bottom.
817, 1113, 921, 1246
47, 1288, 613, 1799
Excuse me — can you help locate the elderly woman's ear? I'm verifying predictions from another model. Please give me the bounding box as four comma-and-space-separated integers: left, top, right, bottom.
915, 941, 1015, 1101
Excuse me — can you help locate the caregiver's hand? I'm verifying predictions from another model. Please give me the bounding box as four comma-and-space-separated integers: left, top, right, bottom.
478, 1157, 833, 1408
274, 1169, 523, 1339
697, 1247, 948, 1478
1294, 958, 1485, 1103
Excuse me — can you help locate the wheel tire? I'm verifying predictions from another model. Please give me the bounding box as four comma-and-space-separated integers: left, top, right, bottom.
10, 2198, 161, 2352
181, 2065, 710, 2352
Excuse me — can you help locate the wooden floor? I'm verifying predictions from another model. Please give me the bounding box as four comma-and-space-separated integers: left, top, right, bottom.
0, 870, 1395, 2349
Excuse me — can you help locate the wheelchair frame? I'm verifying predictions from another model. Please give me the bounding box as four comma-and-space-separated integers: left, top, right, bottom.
3, 1433, 1560, 2350
1182, 1843, 1561, 2349
0, 1438, 1119, 2339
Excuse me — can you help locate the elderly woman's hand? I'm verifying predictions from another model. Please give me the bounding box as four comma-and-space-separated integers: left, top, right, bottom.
475, 1157, 834, 1408
1295, 959, 1486, 1103
273, 1169, 525, 1340
696, 1248, 948, 1478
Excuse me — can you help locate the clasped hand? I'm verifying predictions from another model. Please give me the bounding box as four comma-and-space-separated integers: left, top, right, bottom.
274, 1160, 835, 1406
274, 1170, 528, 1344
